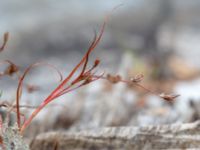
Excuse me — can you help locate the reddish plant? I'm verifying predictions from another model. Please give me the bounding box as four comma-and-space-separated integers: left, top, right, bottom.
17, 18, 106, 134
0, 13, 179, 136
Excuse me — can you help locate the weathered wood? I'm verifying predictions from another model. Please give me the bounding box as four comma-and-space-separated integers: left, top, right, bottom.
30, 121, 200, 150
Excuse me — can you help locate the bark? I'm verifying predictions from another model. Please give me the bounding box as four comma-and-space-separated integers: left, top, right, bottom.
30, 121, 200, 150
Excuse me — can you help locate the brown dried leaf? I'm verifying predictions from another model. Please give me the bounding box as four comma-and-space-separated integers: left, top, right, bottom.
4, 63, 19, 76
159, 93, 180, 102
26, 84, 40, 93
106, 74, 122, 84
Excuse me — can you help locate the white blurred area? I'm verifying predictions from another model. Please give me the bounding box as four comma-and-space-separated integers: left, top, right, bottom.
1, 0, 200, 67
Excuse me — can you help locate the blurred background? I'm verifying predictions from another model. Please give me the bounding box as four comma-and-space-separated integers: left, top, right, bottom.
1, 0, 200, 138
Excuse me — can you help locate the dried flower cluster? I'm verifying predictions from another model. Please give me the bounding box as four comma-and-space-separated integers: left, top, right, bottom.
104, 73, 179, 102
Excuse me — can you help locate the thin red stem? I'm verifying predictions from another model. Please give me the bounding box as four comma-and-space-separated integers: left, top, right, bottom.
16, 62, 63, 128
20, 101, 47, 134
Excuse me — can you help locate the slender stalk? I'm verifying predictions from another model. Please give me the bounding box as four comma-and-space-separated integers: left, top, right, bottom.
20, 101, 48, 134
